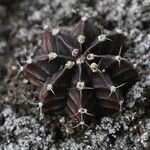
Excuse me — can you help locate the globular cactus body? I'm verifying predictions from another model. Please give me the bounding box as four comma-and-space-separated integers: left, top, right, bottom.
23, 18, 138, 126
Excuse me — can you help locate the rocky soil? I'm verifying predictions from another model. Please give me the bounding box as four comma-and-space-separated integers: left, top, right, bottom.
0, 0, 150, 149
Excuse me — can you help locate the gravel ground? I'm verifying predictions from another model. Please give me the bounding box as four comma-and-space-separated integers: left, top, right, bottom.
0, 0, 150, 149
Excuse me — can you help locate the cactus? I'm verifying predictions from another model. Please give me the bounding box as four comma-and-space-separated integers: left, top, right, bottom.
21, 17, 138, 127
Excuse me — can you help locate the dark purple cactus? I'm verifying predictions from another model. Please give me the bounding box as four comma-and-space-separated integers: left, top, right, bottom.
22, 18, 138, 127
